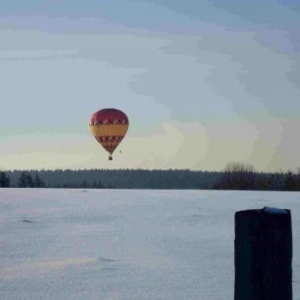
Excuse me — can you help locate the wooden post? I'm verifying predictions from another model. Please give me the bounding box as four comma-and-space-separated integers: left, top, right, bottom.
234, 207, 292, 300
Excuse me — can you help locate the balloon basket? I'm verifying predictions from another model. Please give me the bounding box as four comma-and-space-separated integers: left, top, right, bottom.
109, 155, 113, 161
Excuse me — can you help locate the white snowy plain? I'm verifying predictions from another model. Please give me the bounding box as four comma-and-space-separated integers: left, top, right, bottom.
0, 188, 299, 300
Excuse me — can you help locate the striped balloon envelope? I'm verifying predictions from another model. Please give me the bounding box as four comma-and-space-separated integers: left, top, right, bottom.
89, 108, 129, 160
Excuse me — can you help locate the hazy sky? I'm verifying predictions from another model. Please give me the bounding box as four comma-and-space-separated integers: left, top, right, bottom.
0, 0, 299, 171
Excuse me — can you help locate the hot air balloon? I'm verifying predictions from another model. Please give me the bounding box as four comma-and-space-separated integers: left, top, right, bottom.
89, 108, 129, 160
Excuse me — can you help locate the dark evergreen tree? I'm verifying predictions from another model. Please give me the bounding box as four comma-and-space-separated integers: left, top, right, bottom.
284, 171, 296, 191
18, 171, 28, 187
26, 172, 35, 187
92, 180, 104, 188
0, 171, 10, 187
295, 169, 300, 191
18, 171, 34, 187
81, 180, 88, 188
254, 173, 270, 190
266, 172, 285, 190
34, 173, 46, 187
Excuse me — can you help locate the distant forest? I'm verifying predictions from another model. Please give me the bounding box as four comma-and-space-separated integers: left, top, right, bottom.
1, 163, 300, 191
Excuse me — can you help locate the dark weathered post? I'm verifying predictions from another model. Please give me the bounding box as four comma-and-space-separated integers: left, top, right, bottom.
234, 207, 292, 300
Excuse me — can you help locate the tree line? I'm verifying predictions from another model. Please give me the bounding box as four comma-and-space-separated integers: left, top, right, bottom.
1, 163, 300, 190
213, 162, 300, 191
2, 169, 217, 189
0, 171, 46, 188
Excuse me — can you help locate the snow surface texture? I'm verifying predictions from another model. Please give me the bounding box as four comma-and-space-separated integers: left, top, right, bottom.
0, 189, 299, 300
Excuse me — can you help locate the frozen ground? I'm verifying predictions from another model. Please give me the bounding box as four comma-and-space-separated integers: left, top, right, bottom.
0, 189, 299, 300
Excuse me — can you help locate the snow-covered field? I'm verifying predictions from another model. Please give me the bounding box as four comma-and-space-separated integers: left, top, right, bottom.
0, 189, 299, 300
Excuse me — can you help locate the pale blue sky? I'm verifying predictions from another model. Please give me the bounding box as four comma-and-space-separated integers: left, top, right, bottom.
0, 0, 299, 171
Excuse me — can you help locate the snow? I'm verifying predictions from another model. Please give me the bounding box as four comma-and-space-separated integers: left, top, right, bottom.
0, 189, 299, 300
263, 206, 290, 214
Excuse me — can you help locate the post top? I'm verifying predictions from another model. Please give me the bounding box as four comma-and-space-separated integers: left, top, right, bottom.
263, 206, 289, 214
235, 206, 291, 217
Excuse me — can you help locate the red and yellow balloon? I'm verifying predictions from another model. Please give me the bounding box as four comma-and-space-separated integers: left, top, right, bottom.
89, 108, 129, 160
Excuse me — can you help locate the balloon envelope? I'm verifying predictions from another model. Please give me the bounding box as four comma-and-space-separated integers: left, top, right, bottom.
89, 108, 129, 158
